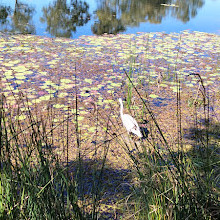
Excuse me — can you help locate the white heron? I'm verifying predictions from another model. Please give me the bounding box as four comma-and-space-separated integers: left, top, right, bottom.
118, 98, 143, 138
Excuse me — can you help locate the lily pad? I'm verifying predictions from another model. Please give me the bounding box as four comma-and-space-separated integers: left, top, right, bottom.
149, 94, 159, 98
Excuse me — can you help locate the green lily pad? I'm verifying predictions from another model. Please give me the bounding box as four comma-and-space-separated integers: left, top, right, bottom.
149, 94, 159, 98
85, 79, 93, 84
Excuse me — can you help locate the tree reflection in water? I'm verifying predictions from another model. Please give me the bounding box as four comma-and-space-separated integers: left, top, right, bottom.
0, 5, 11, 25
92, 0, 204, 35
12, 0, 35, 34
40, 0, 91, 38
0, 0, 35, 34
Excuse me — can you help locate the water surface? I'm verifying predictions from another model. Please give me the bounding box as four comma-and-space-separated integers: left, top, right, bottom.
0, 0, 219, 39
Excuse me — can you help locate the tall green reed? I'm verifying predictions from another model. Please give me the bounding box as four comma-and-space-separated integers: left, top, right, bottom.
0, 89, 112, 219
0, 93, 84, 219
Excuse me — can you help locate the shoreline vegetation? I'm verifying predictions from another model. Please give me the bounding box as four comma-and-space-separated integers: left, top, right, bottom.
1, 31, 220, 219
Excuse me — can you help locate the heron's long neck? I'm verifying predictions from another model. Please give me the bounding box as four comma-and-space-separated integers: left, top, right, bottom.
120, 102, 124, 116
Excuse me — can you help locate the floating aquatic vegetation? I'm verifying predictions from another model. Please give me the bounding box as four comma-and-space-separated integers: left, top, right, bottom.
0, 31, 219, 150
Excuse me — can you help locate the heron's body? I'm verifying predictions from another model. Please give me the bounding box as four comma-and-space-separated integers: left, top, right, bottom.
119, 98, 142, 138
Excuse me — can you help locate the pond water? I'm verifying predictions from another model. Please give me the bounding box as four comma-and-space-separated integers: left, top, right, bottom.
0, 0, 219, 39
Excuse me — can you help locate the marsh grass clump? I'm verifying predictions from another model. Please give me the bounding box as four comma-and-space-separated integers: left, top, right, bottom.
0, 92, 125, 219
120, 71, 220, 219
0, 94, 83, 219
